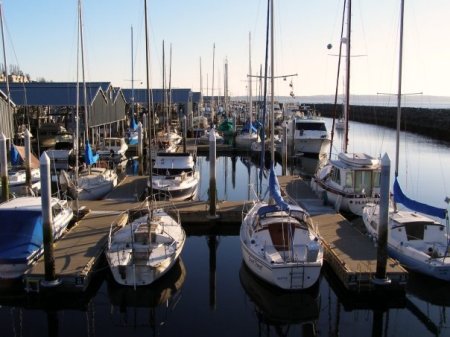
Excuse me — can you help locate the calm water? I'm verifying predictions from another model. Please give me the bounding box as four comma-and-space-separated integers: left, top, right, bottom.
1, 119, 449, 337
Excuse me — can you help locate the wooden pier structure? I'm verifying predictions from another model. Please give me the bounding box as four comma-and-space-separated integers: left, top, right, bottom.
23, 156, 407, 293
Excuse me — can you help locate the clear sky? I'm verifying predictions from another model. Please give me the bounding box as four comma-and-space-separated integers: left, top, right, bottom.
2, 0, 450, 98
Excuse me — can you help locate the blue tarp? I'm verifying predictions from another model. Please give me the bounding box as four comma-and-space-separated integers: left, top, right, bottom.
241, 120, 260, 134
0, 209, 43, 264
84, 140, 99, 165
10, 144, 21, 166
393, 178, 447, 220
130, 115, 138, 130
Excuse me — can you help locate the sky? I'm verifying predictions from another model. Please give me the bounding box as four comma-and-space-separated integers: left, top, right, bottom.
2, 0, 450, 100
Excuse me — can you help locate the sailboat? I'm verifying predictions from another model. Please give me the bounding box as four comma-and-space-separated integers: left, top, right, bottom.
60, 0, 118, 201
362, 0, 450, 281
235, 32, 260, 149
106, 0, 185, 287
310, 0, 381, 216
240, 0, 323, 291
125, 26, 139, 146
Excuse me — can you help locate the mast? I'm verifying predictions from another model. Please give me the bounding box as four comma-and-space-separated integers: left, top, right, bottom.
79, 0, 89, 146
162, 40, 167, 132
343, 0, 351, 153
248, 32, 253, 136
199, 57, 203, 119
144, 0, 153, 195
75, 0, 81, 186
0, 4, 11, 130
211, 43, 215, 124
270, 0, 275, 164
395, 0, 405, 178
131, 26, 134, 117
168, 43, 172, 124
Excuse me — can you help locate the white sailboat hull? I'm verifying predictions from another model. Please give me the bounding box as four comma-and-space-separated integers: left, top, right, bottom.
240, 201, 323, 290
106, 208, 186, 287
363, 205, 450, 281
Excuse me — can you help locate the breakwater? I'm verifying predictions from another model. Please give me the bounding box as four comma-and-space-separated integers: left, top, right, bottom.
310, 103, 450, 144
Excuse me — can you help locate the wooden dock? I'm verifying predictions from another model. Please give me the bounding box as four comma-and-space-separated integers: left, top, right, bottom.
278, 175, 408, 292
24, 170, 407, 293
23, 175, 249, 292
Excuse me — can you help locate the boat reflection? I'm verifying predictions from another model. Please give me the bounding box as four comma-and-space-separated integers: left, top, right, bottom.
239, 263, 320, 337
287, 153, 328, 178
106, 258, 186, 329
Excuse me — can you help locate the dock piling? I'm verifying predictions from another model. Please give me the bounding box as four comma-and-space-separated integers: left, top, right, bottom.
25, 128, 32, 191
138, 122, 143, 175
0, 133, 8, 202
40, 152, 60, 287
208, 127, 218, 218
373, 153, 391, 285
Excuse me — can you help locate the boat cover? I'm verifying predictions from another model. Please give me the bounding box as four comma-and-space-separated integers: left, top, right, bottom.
0, 209, 43, 264
393, 178, 447, 219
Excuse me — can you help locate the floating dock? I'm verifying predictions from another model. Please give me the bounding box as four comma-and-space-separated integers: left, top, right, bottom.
24, 169, 407, 293
278, 176, 408, 292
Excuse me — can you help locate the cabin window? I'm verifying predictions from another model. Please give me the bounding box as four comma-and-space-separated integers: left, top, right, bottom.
344, 171, 353, 188
373, 171, 381, 188
354, 170, 373, 194
330, 167, 341, 184
404, 222, 425, 240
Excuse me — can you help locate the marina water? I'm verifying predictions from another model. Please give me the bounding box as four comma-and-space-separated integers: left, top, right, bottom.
0, 118, 449, 337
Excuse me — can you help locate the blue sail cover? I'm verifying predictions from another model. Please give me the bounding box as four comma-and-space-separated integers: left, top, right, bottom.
269, 164, 290, 211
130, 115, 138, 130
84, 141, 99, 165
257, 165, 291, 216
241, 121, 260, 134
393, 178, 447, 219
10, 144, 21, 166
0, 209, 43, 264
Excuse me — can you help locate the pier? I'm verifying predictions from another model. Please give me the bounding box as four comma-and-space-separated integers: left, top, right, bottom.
278, 176, 408, 292
23, 151, 407, 293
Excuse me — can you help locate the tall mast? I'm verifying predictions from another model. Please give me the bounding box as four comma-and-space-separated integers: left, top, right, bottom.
79, 0, 89, 145
144, 0, 153, 194
395, 0, 405, 178
248, 32, 253, 136
343, 0, 351, 153
0, 4, 11, 127
270, 0, 275, 164
199, 57, 203, 117
162, 40, 167, 131
211, 43, 215, 123
168, 43, 172, 123
131, 25, 134, 117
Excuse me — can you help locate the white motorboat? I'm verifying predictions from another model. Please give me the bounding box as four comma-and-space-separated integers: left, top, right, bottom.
0, 196, 73, 279
151, 152, 199, 201
285, 111, 331, 156
96, 137, 128, 162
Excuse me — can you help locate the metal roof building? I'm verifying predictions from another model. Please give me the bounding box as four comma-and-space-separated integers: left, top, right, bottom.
0, 89, 15, 139
0, 82, 127, 128
122, 88, 193, 115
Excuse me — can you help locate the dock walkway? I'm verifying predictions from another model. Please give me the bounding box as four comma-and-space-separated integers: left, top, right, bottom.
24, 170, 407, 293
278, 176, 408, 292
